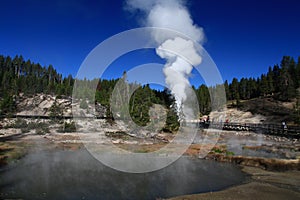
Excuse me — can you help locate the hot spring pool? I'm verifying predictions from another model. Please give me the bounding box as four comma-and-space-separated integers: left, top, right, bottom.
0, 148, 246, 200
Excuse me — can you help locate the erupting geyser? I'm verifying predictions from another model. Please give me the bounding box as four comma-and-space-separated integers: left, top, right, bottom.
126, 0, 204, 119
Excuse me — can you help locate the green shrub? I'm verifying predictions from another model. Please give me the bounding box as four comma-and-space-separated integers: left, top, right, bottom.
49, 100, 63, 122
6, 119, 50, 135
162, 108, 179, 133
80, 100, 88, 109
21, 128, 30, 133
57, 121, 77, 133
0, 95, 16, 116
36, 127, 50, 135
8, 119, 28, 129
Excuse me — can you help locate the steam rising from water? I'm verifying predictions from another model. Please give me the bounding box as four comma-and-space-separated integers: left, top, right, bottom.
0, 149, 245, 199
126, 0, 204, 119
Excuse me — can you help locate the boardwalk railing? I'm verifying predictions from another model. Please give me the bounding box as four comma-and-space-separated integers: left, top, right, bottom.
0, 114, 106, 120
198, 121, 300, 139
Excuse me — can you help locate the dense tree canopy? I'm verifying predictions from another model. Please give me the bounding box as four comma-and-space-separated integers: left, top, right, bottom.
0, 55, 73, 97
225, 56, 300, 102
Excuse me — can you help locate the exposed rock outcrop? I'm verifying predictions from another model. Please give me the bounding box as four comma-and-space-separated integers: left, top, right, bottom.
15, 94, 106, 118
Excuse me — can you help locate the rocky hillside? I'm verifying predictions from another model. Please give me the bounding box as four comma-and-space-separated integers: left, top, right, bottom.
210, 108, 266, 124
209, 96, 298, 125
15, 94, 106, 118
237, 97, 296, 124
12, 94, 298, 125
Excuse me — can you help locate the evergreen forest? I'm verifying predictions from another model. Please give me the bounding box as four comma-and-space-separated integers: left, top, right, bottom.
1, 54, 300, 126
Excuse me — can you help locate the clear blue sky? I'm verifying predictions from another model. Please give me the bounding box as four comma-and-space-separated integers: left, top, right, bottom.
0, 0, 299, 86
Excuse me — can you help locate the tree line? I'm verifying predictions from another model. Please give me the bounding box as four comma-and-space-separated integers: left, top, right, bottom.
72, 72, 179, 131
224, 56, 300, 103
1, 54, 300, 126
0, 55, 179, 131
0, 55, 74, 97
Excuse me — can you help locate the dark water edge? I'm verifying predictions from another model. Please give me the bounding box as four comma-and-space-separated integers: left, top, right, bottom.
0, 148, 246, 200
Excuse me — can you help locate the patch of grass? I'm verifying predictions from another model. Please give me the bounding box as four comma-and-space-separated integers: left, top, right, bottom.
211, 146, 235, 156
0, 142, 27, 165
8, 149, 25, 161
134, 149, 149, 153
212, 148, 224, 154
226, 151, 235, 156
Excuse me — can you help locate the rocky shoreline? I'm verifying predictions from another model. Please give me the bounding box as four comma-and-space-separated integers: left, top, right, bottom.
167, 166, 300, 200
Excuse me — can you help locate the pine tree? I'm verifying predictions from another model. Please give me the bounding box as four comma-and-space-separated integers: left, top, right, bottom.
224, 80, 230, 100
230, 78, 240, 105
267, 66, 275, 95
278, 56, 295, 100
294, 88, 300, 124
259, 75, 268, 96
49, 100, 63, 121
272, 64, 281, 92
288, 57, 297, 88
239, 78, 247, 99
196, 84, 211, 115
0, 94, 16, 116
295, 57, 300, 88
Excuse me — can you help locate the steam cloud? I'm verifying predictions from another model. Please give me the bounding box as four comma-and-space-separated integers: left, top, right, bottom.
126, 0, 204, 119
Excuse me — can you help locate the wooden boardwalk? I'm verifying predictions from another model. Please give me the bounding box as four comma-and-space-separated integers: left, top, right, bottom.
199, 121, 300, 139
0, 114, 104, 120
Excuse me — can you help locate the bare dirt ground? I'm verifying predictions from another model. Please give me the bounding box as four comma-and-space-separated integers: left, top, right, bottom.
167, 166, 300, 200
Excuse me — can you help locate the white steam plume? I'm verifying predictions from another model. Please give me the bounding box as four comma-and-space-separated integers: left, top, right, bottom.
126, 0, 204, 120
